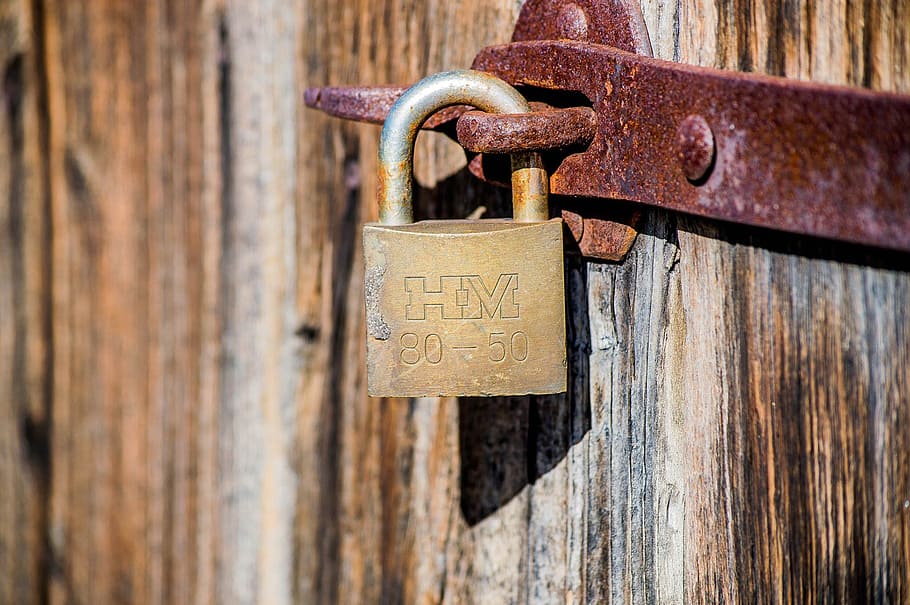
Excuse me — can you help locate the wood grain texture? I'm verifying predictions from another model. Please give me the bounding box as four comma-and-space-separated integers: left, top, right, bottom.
659, 1, 910, 601
0, 1, 49, 604
1, 0, 907, 603
41, 1, 227, 602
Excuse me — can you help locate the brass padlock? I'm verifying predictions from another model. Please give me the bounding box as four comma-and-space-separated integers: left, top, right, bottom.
364, 70, 567, 397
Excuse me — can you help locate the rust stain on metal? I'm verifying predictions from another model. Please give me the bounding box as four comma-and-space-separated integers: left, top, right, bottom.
511, 0, 652, 54
561, 207, 640, 260
304, 85, 404, 123
577, 214, 641, 261
554, 2, 588, 40
472, 40, 910, 252
563, 210, 584, 242
304, 87, 597, 152
677, 114, 715, 182
456, 107, 596, 152
304, 85, 470, 129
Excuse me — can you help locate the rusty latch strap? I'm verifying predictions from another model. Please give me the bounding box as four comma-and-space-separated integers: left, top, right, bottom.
304, 86, 597, 151
473, 41, 910, 252
304, 86, 467, 130
456, 107, 596, 153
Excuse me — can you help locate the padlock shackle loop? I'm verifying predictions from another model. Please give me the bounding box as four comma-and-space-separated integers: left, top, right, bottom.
378, 70, 549, 225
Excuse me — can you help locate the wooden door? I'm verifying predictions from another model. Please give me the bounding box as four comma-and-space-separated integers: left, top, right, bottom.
1, 0, 907, 603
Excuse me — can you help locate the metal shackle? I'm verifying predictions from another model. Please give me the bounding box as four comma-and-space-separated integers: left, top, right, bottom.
378, 70, 549, 225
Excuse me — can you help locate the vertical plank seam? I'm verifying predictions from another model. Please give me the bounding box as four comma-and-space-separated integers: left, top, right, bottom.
27, 0, 54, 601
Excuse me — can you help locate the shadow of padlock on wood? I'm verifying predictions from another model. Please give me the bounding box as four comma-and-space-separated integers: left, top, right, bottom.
364, 70, 567, 397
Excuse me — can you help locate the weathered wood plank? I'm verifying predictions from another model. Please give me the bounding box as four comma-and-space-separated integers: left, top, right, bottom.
577, 213, 684, 605
218, 3, 303, 604
41, 1, 226, 602
666, 0, 910, 601
0, 1, 48, 604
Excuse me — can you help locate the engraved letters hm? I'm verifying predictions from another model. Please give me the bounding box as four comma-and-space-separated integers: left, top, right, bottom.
405, 274, 520, 320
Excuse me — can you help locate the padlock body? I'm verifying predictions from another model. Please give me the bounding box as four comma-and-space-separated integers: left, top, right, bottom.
363, 218, 567, 397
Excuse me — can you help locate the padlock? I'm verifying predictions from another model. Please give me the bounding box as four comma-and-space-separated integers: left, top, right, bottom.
363, 70, 567, 397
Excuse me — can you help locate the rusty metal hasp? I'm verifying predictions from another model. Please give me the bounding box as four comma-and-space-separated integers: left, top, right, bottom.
305, 0, 910, 257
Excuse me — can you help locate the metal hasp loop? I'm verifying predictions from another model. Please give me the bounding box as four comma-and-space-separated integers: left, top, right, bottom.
378, 69, 548, 225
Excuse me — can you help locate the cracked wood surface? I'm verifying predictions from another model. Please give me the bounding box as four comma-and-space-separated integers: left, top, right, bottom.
0, 0, 907, 603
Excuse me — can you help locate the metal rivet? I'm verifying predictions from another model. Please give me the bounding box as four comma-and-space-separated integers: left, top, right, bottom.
676, 114, 715, 183
556, 2, 588, 41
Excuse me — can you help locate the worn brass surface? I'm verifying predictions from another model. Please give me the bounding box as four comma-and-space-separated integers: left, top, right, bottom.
364, 218, 566, 397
